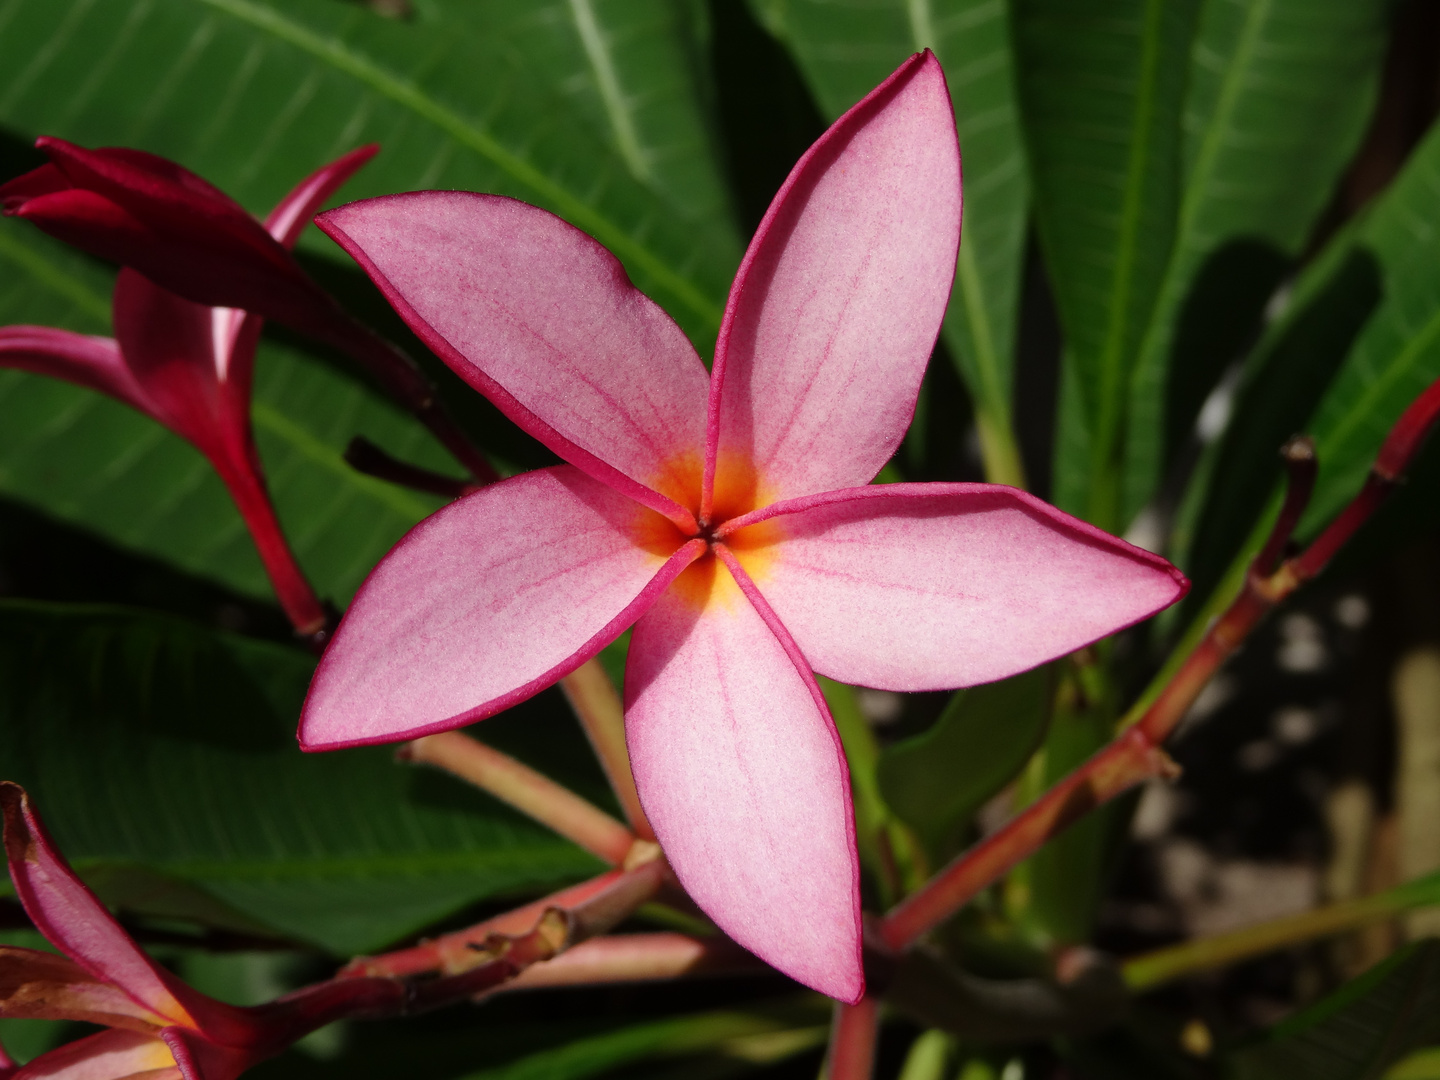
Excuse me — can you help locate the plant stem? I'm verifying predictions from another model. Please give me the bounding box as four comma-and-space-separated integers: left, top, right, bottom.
402, 731, 643, 866
494, 932, 762, 992
264, 859, 668, 1041
343, 436, 480, 499
560, 659, 654, 840
1123, 869, 1440, 991
825, 995, 879, 1080
311, 303, 499, 485
336, 864, 668, 979
879, 729, 1178, 950
214, 454, 329, 642
878, 371, 1440, 951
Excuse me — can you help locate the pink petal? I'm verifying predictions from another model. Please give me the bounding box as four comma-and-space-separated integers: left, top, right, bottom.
301, 466, 704, 750
720, 484, 1188, 691
316, 193, 710, 528
0, 945, 173, 1030
110, 270, 233, 451
624, 552, 863, 1002
263, 145, 378, 250
13, 1029, 180, 1080
0, 326, 151, 417
198, 144, 379, 390
704, 52, 961, 513
0, 784, 199, 1029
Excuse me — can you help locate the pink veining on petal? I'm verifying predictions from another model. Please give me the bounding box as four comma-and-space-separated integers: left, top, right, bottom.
301, 466, 703, 750
703, 50, 961, 516
316, 192, 709, 530
624, 554, 863, 1003
722, 483, 1188, 691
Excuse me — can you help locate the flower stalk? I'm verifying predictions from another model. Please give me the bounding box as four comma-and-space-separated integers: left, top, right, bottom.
400, 731, 646, 867
559, 658, 654, 840
344, 435, 481, 499
824, 994, 880, 1080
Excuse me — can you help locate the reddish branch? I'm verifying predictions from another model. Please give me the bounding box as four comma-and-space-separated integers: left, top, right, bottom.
879, 375, 1440, 951
824, 995, 880, 1080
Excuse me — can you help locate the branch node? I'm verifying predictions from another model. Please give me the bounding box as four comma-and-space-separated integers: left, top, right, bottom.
1253, 434, 1317, 576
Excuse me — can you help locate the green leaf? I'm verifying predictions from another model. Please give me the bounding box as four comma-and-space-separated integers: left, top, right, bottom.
0, 600, 606, 955
1233, 941, 1440, 1080
1017, 0, 1200, 528
0, 0, 740, 349
1172, 116, 1440, 623
877, 669, 1050, 859
753, 0, 1030, 485
819, 677, 925, 902
423, 0, 733, 228
1120, 0, 1389, 521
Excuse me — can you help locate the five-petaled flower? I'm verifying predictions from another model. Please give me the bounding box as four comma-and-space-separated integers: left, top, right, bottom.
0, 147, 377, 636
298, 53, 1187, 1002
0, 783, 288, 1080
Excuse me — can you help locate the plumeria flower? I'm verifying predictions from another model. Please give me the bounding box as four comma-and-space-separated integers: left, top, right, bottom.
0, 147, 376, 636
0, 782, 291, 1080
298, 53, 1187, 1002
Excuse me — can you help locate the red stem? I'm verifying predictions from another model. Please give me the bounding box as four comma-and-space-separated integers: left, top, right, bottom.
879, 372, 1440, 951
825, 995, 879, 1080
311, 308, 498, 485
344, 437, 480, 499
213, 453, 328, 641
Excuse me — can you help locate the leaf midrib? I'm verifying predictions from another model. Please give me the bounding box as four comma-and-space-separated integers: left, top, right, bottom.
1094, 0, 1167, 466
196, 0, 724, 328
566, 0, 651, 184
1131, 0, 1271, 383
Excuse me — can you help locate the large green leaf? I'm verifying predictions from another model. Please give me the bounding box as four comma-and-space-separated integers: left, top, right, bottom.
877, 669, 1050, 859
1016, 0, 1200, 529
0, 600, 606, 955
751, 0, 1030, 485
422, 1, 732, 229
0, 0, 739, 348
1232, 941, 1440, 1080
1120, 0, 1389, 521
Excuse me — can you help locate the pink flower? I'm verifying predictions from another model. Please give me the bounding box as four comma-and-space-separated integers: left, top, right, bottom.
297, 53, 1187, 1002
0, 782, 278, 1080
0, 147, 376, 635
1, 140, 358, 346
